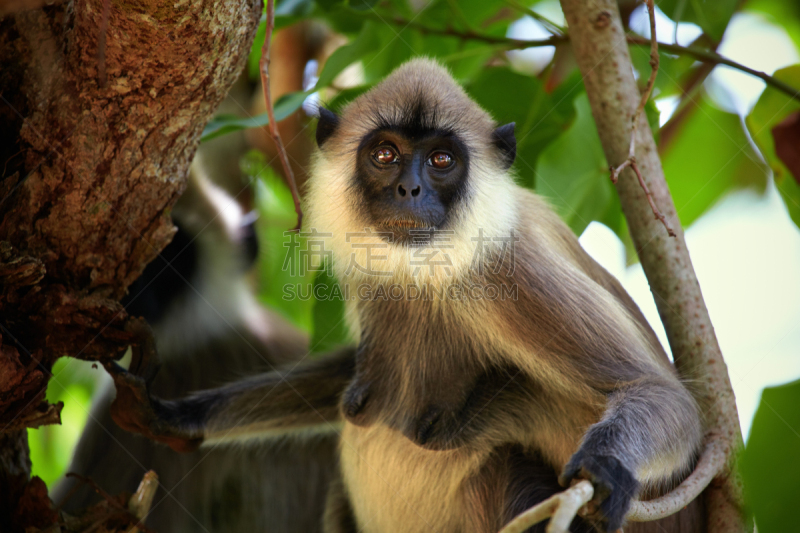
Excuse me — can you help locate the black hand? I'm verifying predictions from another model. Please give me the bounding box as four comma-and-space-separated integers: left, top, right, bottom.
559, 450, 639, 532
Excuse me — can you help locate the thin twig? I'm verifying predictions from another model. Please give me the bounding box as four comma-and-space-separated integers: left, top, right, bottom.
609, 0, 676, 238
629, 38, 800, 103
260, 0, 303, 231
498, 480, 594, 533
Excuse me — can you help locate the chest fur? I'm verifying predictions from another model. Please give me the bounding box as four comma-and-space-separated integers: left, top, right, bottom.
340, 423, 486, 533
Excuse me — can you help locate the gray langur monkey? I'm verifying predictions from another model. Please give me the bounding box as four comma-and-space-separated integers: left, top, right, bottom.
107, 58, 705, 533
53, 154, 338, 532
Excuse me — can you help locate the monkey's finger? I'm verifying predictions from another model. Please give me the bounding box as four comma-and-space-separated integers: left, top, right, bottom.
558, 453, 585, 487
125, 317, 160, 382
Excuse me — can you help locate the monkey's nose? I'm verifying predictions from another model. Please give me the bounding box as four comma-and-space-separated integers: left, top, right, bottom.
396, 183, 421, 200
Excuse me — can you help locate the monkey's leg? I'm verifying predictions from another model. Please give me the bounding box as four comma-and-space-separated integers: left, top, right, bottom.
559, 375, 702, 533
108, 347, 356, 449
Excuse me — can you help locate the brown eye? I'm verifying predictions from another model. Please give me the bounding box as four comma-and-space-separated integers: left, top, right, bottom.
373, 146, 398, 165
428, 152, 454, 169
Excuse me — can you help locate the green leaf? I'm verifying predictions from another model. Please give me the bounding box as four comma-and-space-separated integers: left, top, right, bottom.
466, 68, 582, 190
316, 21, 381, 88
739, 379, 800, 533
535, 94, 616, 236
310, 267, 351, 353
661, 97, 768, 227
347, 0, 379, 11
201, 91, 307, 142
746, 65, 800, 228
248, 21, 266, 81
219, 20, 383, 143
776, 171, 800, 228
325, 84, 374, 113
658, 0, 738, 42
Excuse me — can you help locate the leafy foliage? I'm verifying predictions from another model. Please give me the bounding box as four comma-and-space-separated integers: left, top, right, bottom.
246, 155, 315, 332
657, 0, 739, 42
739, 379, 800, 533
747, 66, 800, 227
536, 94, 616, 236
663, 97, 768, 227
466, 68, 582, 190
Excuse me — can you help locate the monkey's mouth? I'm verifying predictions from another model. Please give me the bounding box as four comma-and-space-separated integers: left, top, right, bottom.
383, 218, 429, 229
377, 218, 440, 246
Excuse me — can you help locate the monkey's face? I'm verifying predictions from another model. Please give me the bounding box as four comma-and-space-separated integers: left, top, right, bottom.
307, 58, 520, 284
354, 128, 469, 245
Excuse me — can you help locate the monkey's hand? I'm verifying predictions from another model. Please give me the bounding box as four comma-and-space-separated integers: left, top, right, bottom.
558, 449, 639, 532
104, 318, 203, 453
106, 363, 203, 453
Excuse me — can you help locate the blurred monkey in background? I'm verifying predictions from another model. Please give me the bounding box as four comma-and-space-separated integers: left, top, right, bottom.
53, 24, 346, 530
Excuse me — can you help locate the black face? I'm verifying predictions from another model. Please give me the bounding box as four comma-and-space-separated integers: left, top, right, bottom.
315, 106, 516, 247
354, 128, 470, 246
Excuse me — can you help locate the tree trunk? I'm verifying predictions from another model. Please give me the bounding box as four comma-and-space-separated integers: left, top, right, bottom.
557, 0, 748, 531
0, 0, 260, 528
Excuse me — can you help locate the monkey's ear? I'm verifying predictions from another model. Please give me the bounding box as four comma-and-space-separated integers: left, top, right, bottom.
316, 107, 340, 147
492, 123, 516, 170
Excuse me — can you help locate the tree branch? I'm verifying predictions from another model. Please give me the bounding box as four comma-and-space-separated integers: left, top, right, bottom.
557, 0, 748, 531
609, 0, 676, 237
0, 0, 262, 525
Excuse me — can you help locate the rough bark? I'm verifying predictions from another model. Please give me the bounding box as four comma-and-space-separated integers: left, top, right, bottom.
557, 1, 748, 531
0, 0, 261, 528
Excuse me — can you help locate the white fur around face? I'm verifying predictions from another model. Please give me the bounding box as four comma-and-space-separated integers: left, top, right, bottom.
305, 151, 519, 289
304, 58, 520, 289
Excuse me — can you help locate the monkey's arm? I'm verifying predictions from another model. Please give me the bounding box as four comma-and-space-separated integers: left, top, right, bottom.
510, 213, 703, 531
107, 347, 355, 451
559, 372, 702, 531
